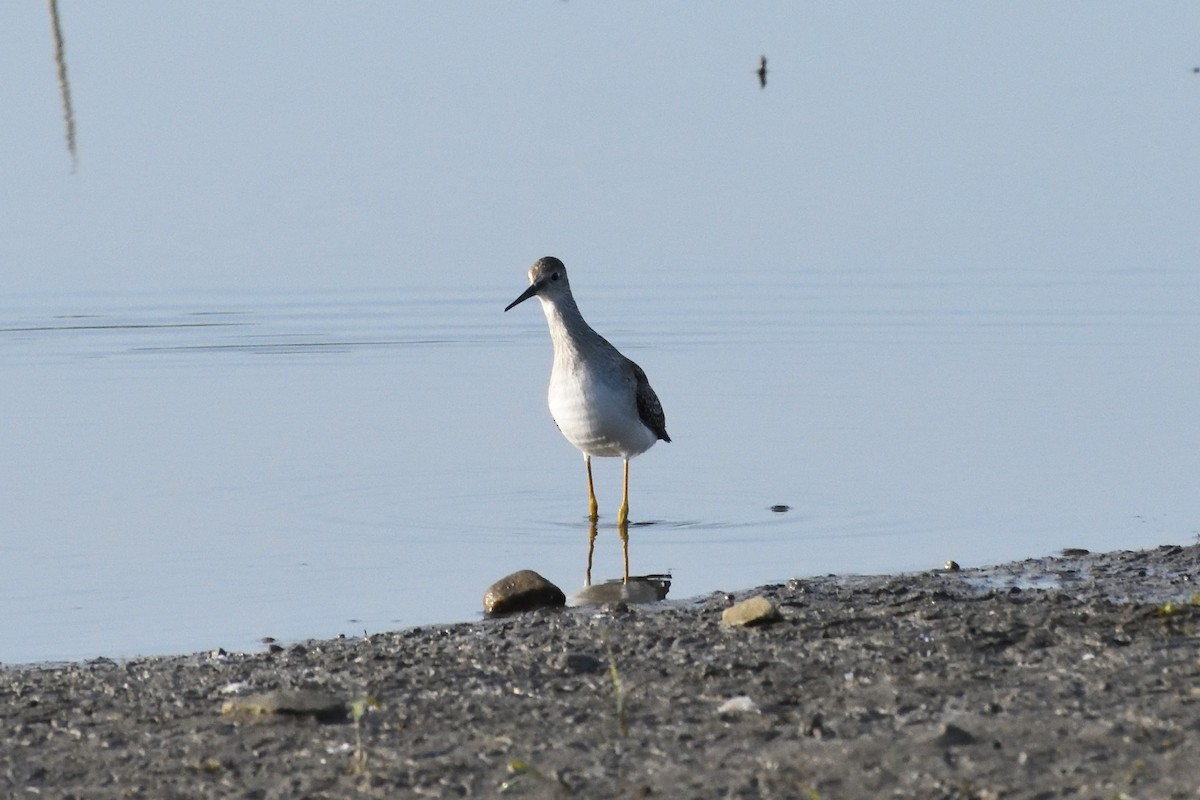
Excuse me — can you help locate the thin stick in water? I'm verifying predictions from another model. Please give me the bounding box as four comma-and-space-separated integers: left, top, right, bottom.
47, 0, 77, 169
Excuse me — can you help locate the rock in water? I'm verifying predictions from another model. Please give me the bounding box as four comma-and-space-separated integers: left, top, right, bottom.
483, 570, 566, 615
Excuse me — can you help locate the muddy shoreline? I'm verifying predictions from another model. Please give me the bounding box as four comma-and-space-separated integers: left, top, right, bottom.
4, 543, 1200, 798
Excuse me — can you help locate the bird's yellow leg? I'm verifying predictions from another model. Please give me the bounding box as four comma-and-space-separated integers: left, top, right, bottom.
617, 459, 630, 528
619, 522, 630, 584
585, 519, 597, 586
585, 456, 599, 522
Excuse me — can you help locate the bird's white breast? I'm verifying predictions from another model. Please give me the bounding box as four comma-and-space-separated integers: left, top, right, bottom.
547, 357, 658, 459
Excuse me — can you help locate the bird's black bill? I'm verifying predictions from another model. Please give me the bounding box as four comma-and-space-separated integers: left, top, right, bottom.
504, 282, 540, 312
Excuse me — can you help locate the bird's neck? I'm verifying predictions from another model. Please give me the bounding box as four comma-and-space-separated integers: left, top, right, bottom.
539, 294, 597, 357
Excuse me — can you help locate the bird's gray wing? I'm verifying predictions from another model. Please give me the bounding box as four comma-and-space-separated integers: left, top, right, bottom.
628, 360, 671, 443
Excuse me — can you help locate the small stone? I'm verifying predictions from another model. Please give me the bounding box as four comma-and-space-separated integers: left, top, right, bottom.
483, 570, 566, 615
721, 596, 782, 627
717, 696, 760, 715
944, 560, 961, 572
936, 723, 979, 747
220, 689, 348, 723
560, 653, 603, 674
805, 712, 834, 739
770, 504, 791, 513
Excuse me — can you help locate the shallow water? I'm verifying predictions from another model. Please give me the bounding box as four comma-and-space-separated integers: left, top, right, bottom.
3, 263, 1198, 663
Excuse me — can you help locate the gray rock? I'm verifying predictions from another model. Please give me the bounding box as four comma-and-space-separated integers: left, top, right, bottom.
483, 569, 566, 615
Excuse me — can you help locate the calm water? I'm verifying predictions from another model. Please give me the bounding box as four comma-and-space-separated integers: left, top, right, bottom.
3, 264, 1197, 664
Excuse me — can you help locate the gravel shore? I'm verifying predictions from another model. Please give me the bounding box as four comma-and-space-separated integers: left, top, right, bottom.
4, 543, 1200, 799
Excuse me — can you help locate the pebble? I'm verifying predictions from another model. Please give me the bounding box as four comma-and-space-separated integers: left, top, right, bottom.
721, 596, 782, 627
716, 696, 760, 715
805, 712, 834, 739
220, 689, 348, 723
559, 653, 603, 674
483, 570, 566, 615
935, 723, 979, 747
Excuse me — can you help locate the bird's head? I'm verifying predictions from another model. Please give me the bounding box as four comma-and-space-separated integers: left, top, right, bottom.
505, 256, 571, 311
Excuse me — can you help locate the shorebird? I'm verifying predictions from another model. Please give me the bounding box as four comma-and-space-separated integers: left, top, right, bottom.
505, 256, 670, 529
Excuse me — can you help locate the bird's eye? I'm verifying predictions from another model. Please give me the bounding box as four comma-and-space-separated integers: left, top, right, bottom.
551, 272, 560, 281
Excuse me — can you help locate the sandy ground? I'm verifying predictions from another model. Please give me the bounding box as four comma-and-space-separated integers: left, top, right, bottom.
4, 543, 1200, 799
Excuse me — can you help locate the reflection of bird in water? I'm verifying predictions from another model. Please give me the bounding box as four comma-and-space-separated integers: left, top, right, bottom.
757, 55, 768, 89
574, 543, 672, 604
505, 256, 670, 580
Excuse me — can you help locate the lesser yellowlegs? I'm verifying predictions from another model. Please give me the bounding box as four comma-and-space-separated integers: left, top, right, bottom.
505, 256, 670, 530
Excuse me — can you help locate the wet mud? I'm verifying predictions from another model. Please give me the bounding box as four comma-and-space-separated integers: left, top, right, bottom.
4, 543, 1200, 798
